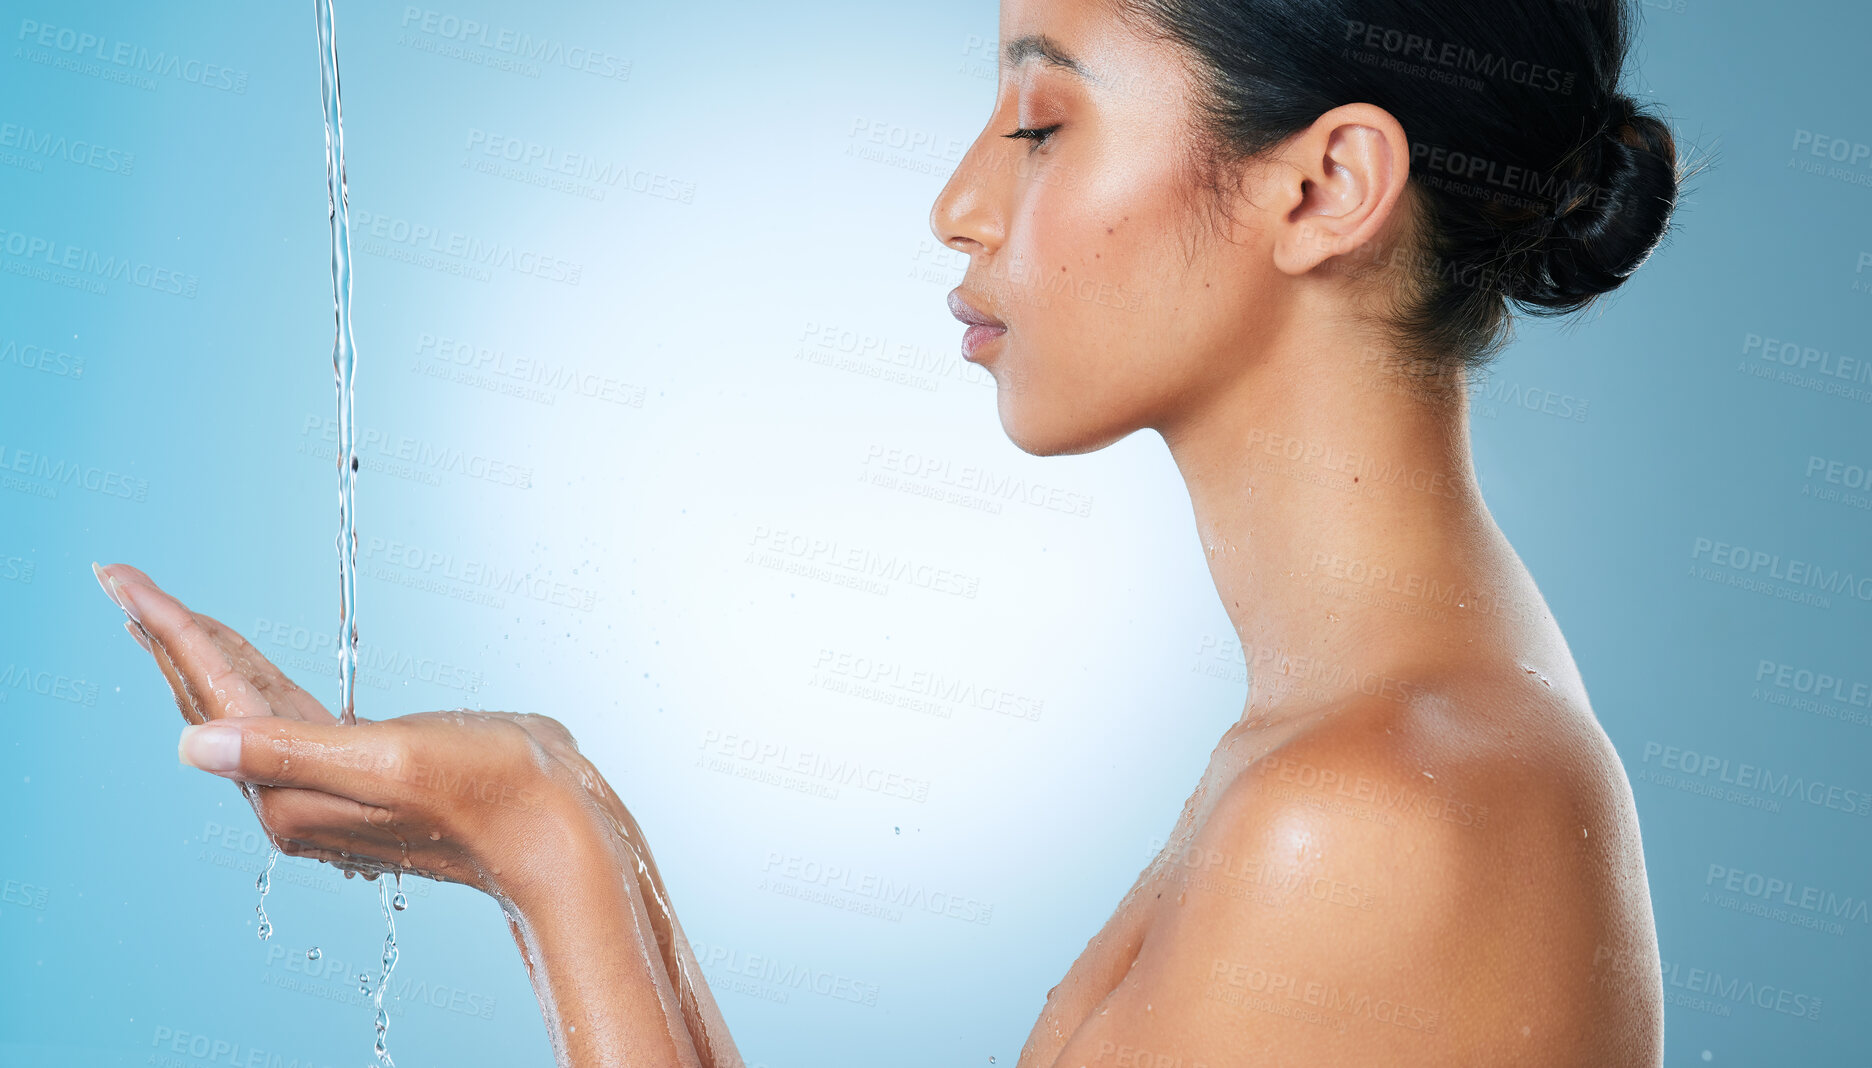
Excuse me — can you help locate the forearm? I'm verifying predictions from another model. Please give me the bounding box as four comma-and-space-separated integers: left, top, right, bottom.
496, 784, 741, 1068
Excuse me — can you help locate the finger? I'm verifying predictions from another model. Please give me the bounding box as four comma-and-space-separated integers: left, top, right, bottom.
104, 564, 337, 724
177, 716, 409, 806
134, 605, 211, 726
250, 783, 403, 862
104, 566, 272, 721
194, 612, 336, 725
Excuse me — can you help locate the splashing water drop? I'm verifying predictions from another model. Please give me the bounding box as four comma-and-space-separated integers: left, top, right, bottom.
369, 872, 401, 1066
254, 847, 280, 940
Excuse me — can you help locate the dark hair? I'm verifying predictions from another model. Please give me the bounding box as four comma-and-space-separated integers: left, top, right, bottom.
1115, 0, 1685, 378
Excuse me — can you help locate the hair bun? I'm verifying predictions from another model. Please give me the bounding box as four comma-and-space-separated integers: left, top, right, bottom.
1508, 94, 1680, 311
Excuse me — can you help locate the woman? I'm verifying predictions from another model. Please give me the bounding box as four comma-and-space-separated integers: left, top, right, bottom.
96, 0, 1684, 1063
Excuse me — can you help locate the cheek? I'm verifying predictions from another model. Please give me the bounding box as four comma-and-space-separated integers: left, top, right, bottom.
1004, 163, 1212, 395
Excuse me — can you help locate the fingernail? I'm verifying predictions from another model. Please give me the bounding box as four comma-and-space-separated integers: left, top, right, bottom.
92, 562, 121, 609
123, 620, 151, 652
179, 723, 242, 773
110, 575, 145, 624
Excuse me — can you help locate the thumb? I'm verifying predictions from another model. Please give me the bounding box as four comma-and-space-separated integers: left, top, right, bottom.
177, 717, 405, 804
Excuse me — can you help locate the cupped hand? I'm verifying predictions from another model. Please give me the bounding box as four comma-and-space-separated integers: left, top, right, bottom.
94, 562, 599, 905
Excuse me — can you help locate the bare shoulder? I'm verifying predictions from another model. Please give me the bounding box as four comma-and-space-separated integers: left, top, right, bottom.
1046, 694, 1663, 1068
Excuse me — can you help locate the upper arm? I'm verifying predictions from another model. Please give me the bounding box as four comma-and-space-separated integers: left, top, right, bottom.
1042, 722, 1590, 1068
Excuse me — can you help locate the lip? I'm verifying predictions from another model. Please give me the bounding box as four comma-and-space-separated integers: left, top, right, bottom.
947, 287, 1007, 362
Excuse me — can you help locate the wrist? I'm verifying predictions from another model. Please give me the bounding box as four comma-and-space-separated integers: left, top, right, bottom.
483, 775, 624, 917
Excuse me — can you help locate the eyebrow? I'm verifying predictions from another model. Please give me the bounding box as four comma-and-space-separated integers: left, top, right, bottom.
1002, 33, 1092, 79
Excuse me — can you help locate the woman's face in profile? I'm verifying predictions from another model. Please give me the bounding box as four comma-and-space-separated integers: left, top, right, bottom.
931, 0, 1286, 457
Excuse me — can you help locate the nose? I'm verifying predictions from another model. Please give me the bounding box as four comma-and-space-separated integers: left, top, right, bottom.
928, 131, 1004, 257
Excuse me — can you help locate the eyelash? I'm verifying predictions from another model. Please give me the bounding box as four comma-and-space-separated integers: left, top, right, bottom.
1002, 124, 1061, 149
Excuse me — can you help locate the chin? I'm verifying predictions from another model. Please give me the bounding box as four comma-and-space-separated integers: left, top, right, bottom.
996, 389, 1137, 458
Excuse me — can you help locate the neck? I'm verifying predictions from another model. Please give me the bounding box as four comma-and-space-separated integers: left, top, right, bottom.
1159, 336, 1525, 730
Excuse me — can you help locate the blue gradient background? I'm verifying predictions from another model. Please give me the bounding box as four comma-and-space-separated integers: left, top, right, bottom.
1, 1, 1868, 1065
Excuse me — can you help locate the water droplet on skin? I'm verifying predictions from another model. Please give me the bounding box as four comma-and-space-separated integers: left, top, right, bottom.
1581, 827, 1589, 839
307, 947, 321, 961
427, 830, 441, 841
1422, 771, 1435, 780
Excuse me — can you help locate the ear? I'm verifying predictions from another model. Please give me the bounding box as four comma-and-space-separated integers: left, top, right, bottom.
1265, 103, 1411, 276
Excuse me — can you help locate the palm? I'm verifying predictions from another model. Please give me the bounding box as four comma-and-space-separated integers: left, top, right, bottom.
97, 562, 593, 897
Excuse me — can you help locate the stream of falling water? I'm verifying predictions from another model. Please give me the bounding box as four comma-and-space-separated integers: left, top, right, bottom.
298, 3, 404, 1065
317, 0, 361, 730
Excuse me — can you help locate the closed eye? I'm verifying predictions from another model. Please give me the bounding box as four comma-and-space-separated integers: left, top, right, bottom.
1001, 124, 1061, 148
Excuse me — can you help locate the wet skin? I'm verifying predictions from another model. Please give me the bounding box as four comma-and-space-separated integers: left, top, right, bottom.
97, 0, 1666, 1063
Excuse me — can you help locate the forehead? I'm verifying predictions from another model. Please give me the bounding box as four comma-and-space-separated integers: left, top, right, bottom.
996, 0, 1127, 80
996, 0, 1192, 115
995, 0, 1190, 97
